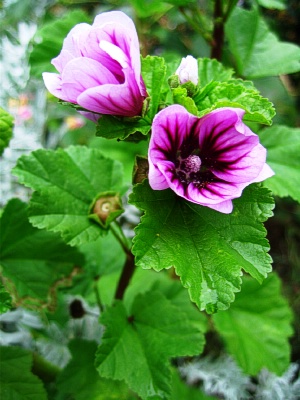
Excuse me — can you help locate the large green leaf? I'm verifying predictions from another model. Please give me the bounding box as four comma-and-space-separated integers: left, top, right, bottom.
0, 107, 14, 156
96, 115, 151, 140
226, 7, 300, 78
95, 290, 204, 400
259, 125, 300, 203
129, 181, 274, 313
212, 273, 293, 375
29, 10, 91, 78
0, 199, 83, 309
56, 340, 133, 400
12, 146, 124, 246
0, 346, 47, 400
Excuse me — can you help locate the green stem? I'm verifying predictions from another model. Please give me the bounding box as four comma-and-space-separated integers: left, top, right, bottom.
110, 221, 130, 254
93, 278, 104, 313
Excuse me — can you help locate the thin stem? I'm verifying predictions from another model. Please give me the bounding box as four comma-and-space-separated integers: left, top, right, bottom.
110, 221, 136, 300
110, 221, 130, 254
93, 278, 104, 313
211, 0, 225, 61
115, 251, 135, 300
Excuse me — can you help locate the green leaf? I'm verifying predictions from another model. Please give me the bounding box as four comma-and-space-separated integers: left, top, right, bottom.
0, 346, 47, 400
0, 199, 83, 309
142, 55, 167, 119
95, 290, 204, 400
96, 115, 151, 140
0, 107, 14, 156
197, 58, 234, 87
259, 125, 300, 203
128, 0, 172, 18
257, 0, 286, 10
29, 10, 91, 78
129, 181, 274, 313
226, 7, 300, 78
56, 339, 133, 400
12, 146, 124, 246
0, 281, 12, 314
194, 81, 275, 125
212, 273, 293, 375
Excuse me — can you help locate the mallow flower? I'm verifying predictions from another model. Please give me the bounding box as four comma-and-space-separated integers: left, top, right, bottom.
148, 105, 274, 213
43, 11, 147, 121
175, 55, 198, 85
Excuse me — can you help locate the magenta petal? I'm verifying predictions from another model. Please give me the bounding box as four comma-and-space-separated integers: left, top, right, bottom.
251, 162, 274, 183
148, 160, 172, 190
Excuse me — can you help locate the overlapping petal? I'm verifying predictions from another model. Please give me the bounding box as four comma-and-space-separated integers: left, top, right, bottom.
42, 11, 146, 121
148, 105, 274, 213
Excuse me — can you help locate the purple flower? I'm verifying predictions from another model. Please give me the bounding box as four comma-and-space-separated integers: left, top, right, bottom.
148, 105, 274, 213
43, 11, 147, 120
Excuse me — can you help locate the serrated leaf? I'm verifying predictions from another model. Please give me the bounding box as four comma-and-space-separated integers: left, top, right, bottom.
259, 125, 300, 203
197, 58, 234, 87
0, 199, 83, 309
142, 55, 167, 119
212, 273, 293, 375
0, 107, 14, 156
0, 346, 47, 400
194, 81, 275, 125
95, 290, 204, 400
96, 115, 151, 140
29, 10, 91, 78
226, 7, 300, 78
129, 181, 274, 313
12, 146, 124, 246
56, 339, 133, 400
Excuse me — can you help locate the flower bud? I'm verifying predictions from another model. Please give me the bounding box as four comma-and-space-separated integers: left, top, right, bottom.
175, 56, 198, 85
89, 192, 123, 228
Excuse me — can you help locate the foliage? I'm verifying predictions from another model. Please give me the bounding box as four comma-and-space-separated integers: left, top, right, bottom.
1, 0, 299, 399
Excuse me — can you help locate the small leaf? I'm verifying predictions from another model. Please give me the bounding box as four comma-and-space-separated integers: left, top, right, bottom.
195, 81, 275, 125
0, 346, 47, 400
0, 107, 14, 155
142, 55, 167, 119
96, 115, 151, 140
259, 125, 300, 203
56, 339, 132, 400
95, 290, 204, 400
172, 86, 198, 115
226, 7, 300, 78
12, 146, 124, 246
30, 10, 91, 78
129, 180, 274, 313
212, 273, 293, 375
0, 199, 83, 310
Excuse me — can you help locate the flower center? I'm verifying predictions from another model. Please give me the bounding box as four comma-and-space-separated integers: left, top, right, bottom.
175, 154, 202, 183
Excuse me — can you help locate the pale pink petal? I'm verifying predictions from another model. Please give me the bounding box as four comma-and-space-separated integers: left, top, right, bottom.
42, 72, 70, 102
61, 57, 119, 103
77, 69, 144, 116
251, 162, 275, 183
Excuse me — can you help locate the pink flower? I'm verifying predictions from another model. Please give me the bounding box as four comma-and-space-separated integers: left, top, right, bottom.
175, 56, 198, 85
148, 105, 274, 213
43, 11, 147, 120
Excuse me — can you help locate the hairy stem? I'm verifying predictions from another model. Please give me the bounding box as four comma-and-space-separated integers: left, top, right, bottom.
211, 0, 224, 61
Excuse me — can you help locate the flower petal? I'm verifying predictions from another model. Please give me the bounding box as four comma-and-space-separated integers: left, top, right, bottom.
42, 72, 70, 102
61, 57, 119, 103
77, 69, 144, 116
52, 23, 91, 72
